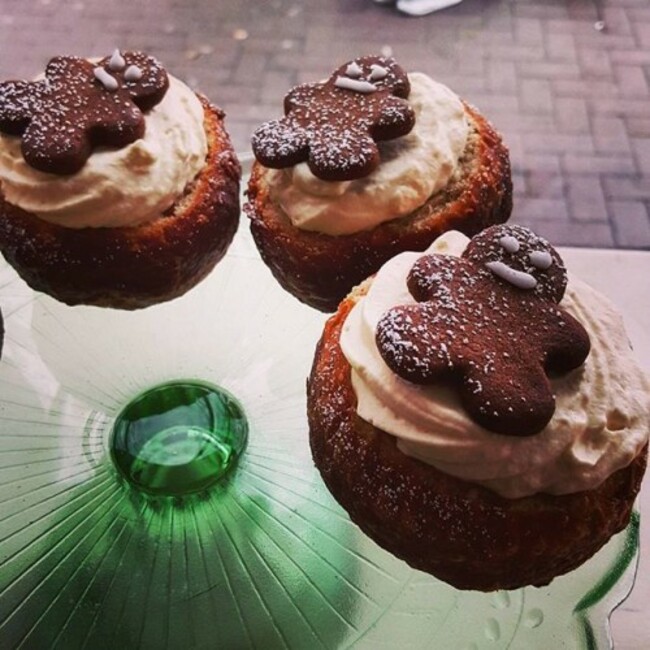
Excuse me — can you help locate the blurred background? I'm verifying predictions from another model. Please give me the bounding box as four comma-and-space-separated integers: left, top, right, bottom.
1, 0, 649, 249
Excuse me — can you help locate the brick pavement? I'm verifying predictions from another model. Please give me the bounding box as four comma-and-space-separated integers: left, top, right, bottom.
0, 0, 649, 248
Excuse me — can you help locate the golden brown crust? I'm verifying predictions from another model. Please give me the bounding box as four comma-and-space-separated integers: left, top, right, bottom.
247, 103, 512, 312
307, 291, 648, 591
0, 97, 241, 309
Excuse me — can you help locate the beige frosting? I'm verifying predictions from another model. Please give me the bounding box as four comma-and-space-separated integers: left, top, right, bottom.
263, 73, 469, 236
0, 75, 207, 228
340, 231, 650, 498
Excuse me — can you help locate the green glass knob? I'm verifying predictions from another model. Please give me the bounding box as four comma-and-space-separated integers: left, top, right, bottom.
110, 380, 248, 496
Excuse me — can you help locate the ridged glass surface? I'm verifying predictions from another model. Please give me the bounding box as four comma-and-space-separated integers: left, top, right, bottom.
0, 187, 641, 650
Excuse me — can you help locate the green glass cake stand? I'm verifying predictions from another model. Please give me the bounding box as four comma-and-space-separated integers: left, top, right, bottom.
0, 174, 641, 649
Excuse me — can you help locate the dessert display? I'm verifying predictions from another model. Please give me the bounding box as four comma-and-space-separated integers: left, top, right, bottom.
0, 214, 648, 645
247, 55, 512, 312
308, 224, 649, 591
0, 50, 240, 309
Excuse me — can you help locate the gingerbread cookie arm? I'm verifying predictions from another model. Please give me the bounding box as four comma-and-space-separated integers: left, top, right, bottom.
252, 118, 309, 170
407, 255, 457, 302
542, 308, 592, 374
0, 80, 39, 135
370, 95, 416, 141
376, 303, 461, 385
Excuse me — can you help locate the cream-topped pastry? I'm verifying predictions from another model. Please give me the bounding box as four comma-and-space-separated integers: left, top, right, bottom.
341, 230, 650, 498
265, 73, 469, 235
308, 223, 647, 590
0, 75, 207, 228
247, 55, 512, 312
0, 50, 240, 309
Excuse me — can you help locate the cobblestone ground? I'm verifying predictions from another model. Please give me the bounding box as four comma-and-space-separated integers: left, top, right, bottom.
1, 0, 649, 248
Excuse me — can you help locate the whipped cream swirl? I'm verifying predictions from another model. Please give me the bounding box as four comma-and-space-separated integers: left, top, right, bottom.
340, 232, 650, 498
263, 73, 469, 236
0, 75, 207, 228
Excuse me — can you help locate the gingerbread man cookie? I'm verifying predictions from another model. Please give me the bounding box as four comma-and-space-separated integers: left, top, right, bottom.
376, 225, 591, 436
252, 56, 416, 181
0, 50, 168, 175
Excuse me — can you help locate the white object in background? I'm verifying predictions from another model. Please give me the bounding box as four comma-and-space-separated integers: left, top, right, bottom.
373, 0, 463, 14
397, 0, 463, 16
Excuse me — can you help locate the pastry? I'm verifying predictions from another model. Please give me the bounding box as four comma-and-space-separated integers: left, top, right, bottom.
247, 55, 512, 312
308, 224, 649, 591
0, 50, 240, 309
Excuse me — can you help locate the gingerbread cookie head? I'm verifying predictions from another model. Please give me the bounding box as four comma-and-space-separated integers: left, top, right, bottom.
0, 50, 169, 175
376, 225, 591, 436
251, 55, 416, 181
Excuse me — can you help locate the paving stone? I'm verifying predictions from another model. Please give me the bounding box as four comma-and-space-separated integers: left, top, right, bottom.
567, 176, 609, 222
525, 171, 565, 199
546, 18, 585, 34
518, 61, 581, 80
518, 153, 562, 175
574, 32, 637, 51
633, 19, 650, 48
563, 153, 637, 175
544, 32, 578, 61
576, 47, 613, 78
552, 79, 618, 98
512, 218, 615, 248
615, 65, 650, 96
260, 70, 297, 104
514, 17, 544, 45
592, 97, 650, 118
633, 138, 650, 176
511, 171, 527, 197
512, 3, 568, 20
488, 43, 545, 61
566, 0, 598, 21
524, 133, 594, 155
592, 117, 632, 154
554, 97, 590, 134
464, 94, 520, 115
487, 60, 518, 93
609, 201, 650, 248
520, 78, 553, 113
603, 176, 650, 201
601, 6, 634, 35
610, 49, 650, 65
515, 197, 569, 220
627, 119, 650, 137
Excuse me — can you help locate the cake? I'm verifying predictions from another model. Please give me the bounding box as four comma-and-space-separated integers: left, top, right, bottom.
0, 50, 240, 309
307, 224, 649, 591
246, 55, 512, 312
